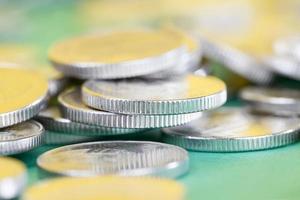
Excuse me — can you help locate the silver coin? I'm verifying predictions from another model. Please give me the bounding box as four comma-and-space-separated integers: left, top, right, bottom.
0, 120, 44, 155
163, 107, 300, 152
48, 76, 69, 97
240, 87, 300, 116
37, 141, 189, 178
273, 36, 300, 61
36, 106, 145, 136
0, 157, 27, 199
200, 38, 274, 84
263, 56, 300, 80
82, 75, 227, 115
59, 88, 202, 128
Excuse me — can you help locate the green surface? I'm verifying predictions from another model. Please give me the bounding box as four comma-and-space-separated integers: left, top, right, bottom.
1, 1, 300, 199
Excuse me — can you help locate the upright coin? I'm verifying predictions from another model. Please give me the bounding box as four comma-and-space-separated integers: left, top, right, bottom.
36, 106, 144, 136
0, 157, 27, 199
0, 120, 44, 155
37, 141, 189, 178
82, 75, 226, 115
0, 67, 48, 128
23, 176, 185, 200
163, 107, 300, 152
49, 30, 187, 79
240, 87, 300, 116
59, 88, 202, 128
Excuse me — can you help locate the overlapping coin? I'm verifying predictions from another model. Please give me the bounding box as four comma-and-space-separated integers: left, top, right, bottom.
163, 107, 300, 152
37, 141, 189, 178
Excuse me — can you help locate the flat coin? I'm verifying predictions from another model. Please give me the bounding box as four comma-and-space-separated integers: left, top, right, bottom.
23, 176, 185, 200
273, 36, 300, 60
37, 141, 189, 178
49, 30, 187, 79
240, 87, 300, 116
0, 157, 27, 199
82, 75, 226, 115
163, 107, 300, 152
263, 56, 300, 80
0, 67, 48, 128
59, 88, 202, 128
0, 120, 44, 155
36, 106, 145, 136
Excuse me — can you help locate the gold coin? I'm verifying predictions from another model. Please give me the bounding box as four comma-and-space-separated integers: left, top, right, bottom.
49, 30, 184, 65
0, 157, 26, 179
23, 176, 184, 200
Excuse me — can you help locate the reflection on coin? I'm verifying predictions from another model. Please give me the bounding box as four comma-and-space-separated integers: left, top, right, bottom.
82, 75, 226, 115
163, 107, 300, 152
37, 141, 189, 178
0, 67, 48, 128
263, 56, 300, 80
36, 106, 144, 136
23, 176, 184, 200
59, 88, 202, 128
49, 30, 187, 79
0, 120, 44, 155
44, 131, 97, 145
240, 87, 300, 116
0, 157, 27, 199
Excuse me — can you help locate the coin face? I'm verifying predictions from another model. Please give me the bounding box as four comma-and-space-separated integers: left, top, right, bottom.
82, 75, 226, 114
0, 120, 44, 155
0, 157, 26, 179
37, 141, 189, 178
49, 30, 184, 65
163, 107, 300, 152
23, 176, 184, 200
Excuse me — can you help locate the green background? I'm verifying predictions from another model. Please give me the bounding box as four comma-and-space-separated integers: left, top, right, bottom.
1, 1, 300, 199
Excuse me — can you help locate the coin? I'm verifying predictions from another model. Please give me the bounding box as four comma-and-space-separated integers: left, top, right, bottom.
0, 67, 48, 128
37, 141, 189, 178
23, 176, 185, 200
49, 30, 187, 79
36, 106, 145, 136
59, 88, 202, 128
82, 75, 226, 115
163, 107, 300, 152
273, 36, 300, 60
263, 56, 300, 80
0, 120, 44, 155
240, 87, 300, 116
0, 157, 27, 199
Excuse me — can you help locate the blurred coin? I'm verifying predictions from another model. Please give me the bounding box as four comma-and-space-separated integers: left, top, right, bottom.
0, 120, 44, 155
163, 107, 300, 152
273, 36, 300, 60
240, 87, 300, 116
0, 157, 27, 199
49, 30, 187, 79
82, 75, 226, 115
36, 106, 145, 136
37, 141, 189, 178
59, 88, 202, 128
0, 67, 48, 128
263, 56, 300, 80
23, 176, 184, 200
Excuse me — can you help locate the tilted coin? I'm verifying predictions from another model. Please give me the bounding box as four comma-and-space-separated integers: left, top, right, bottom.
36, 106, 144, 136
82, 75, 226, 115
0, 157, 27, 199
240, 87, 300, 116
37, 141, 189, 178
163, 107, 300, 152
273, 36, 300, 60
0, 120, 44, 155
0, 67, 48, 128
49, 30, 187, 79
23, 176, 184, 200
263, 56, 300, 80
59, 88, 202, 128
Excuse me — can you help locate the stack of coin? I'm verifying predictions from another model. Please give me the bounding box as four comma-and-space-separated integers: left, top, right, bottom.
0, 67, 48, 155
36, 28, 227, 145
